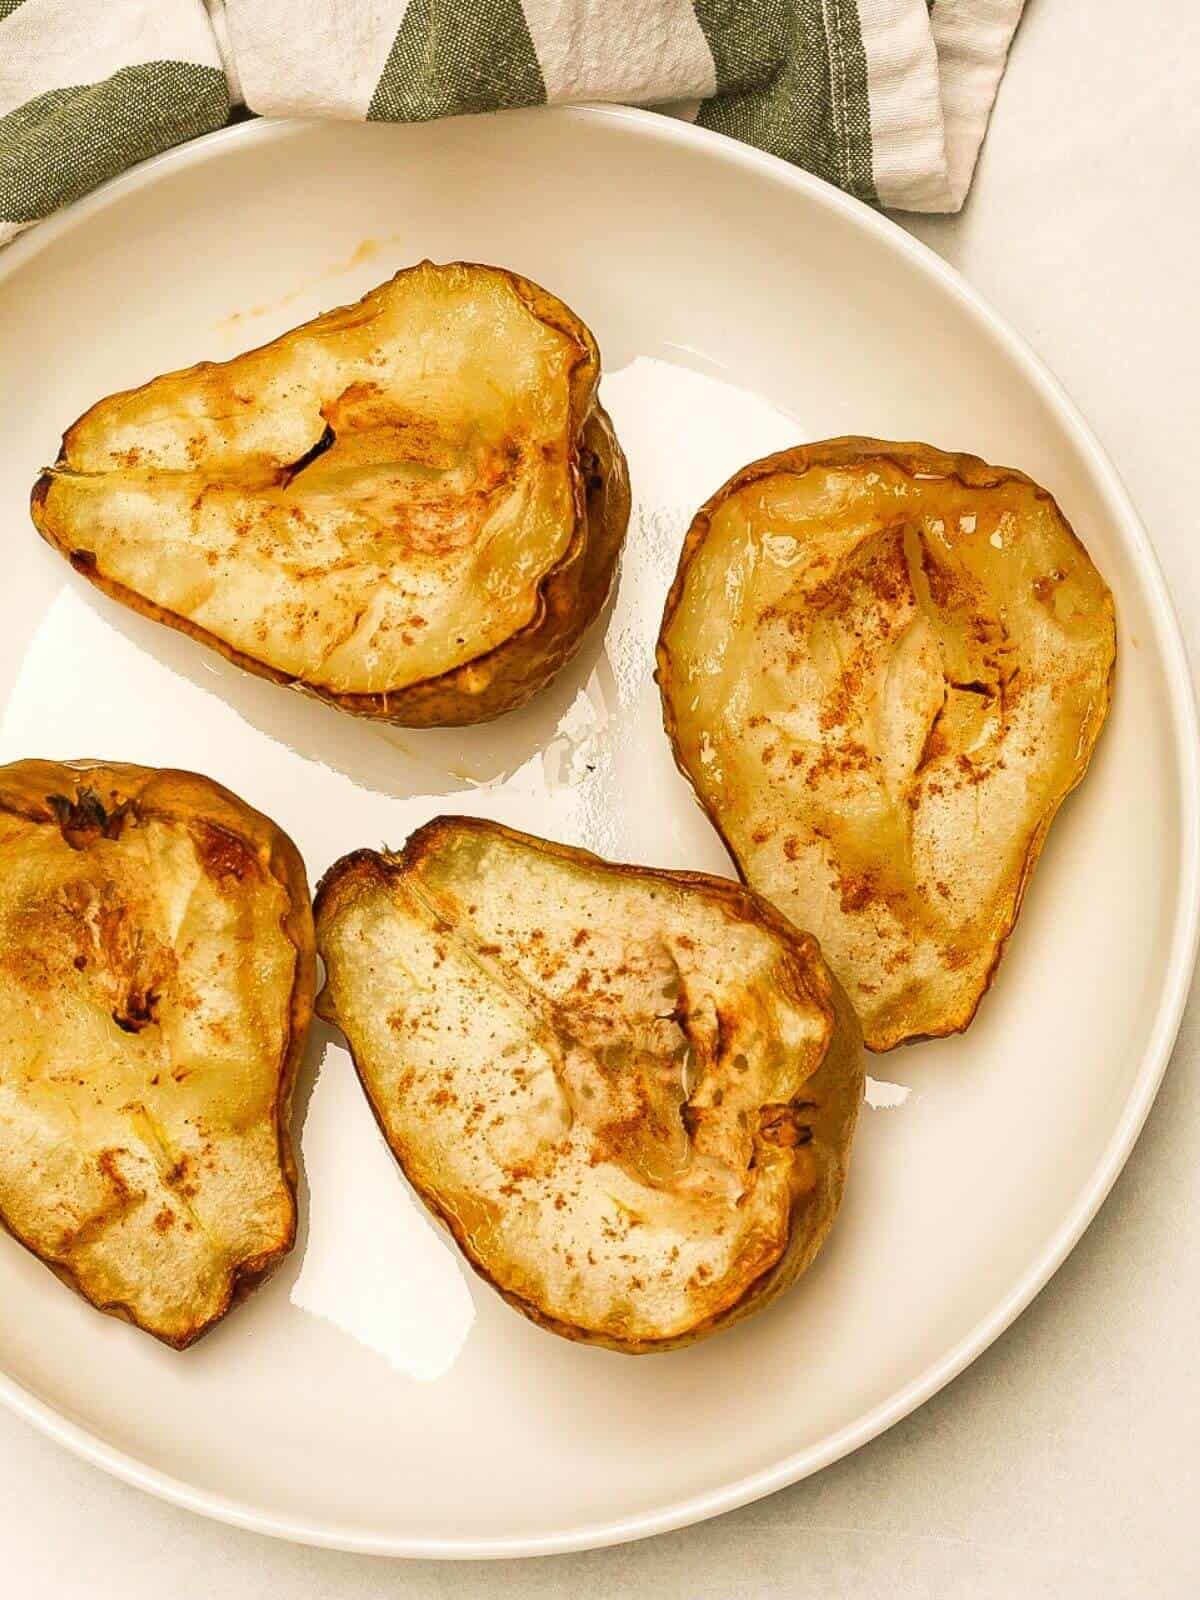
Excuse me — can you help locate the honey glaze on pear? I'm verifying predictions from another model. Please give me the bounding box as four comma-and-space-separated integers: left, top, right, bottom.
315, 818, 863, 1353
0, 761, 314, 1347
658, 439, 1116, 1051
31, 261, 630, 727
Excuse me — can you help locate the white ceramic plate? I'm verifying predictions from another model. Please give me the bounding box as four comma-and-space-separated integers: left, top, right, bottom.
0, 110, 1195, 1559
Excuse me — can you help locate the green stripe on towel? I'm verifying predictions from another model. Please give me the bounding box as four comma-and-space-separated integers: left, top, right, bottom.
369, 0, 546, 122
693, 0, 876, 204
0, 61, 228, 223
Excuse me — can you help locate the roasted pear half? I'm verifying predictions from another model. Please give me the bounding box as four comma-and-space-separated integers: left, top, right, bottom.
315, 818, 862, 1353
31, 261, 630, 726
658, 439, 1116, 1052
0, 761, 315, 1347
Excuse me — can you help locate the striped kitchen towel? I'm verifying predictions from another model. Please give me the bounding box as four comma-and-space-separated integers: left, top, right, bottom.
0, 0, 1026, 246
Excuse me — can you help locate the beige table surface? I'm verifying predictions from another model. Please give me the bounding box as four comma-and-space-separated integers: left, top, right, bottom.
2, 4, 1197, 1595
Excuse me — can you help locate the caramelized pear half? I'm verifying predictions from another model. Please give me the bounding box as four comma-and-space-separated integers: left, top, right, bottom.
315, 819, 862, 1353
32, 262, 629, 726
0, 761, 314, 1346
658, 439, 1116, 1051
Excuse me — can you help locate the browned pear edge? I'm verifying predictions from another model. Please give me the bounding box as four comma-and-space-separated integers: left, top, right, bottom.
30, 262, 632, 728
314, 816, 864, 1354
0, 760, 316, 1348
655, 437, 1118, 1052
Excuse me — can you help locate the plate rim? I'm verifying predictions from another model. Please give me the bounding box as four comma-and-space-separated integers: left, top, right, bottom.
1, 105, 1197, 1560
